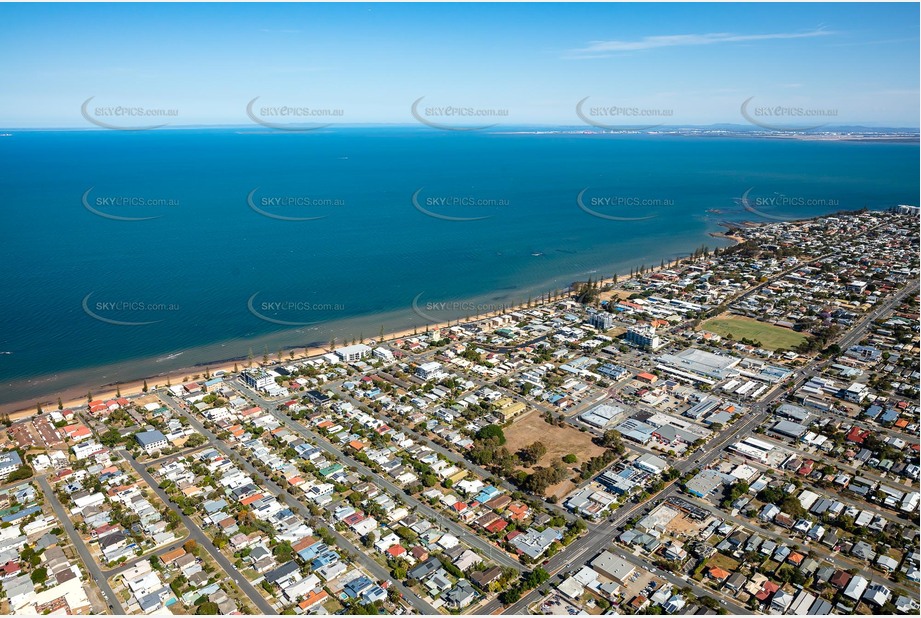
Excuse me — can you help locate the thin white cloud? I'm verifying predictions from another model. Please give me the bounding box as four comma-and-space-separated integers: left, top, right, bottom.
569, 28, 834, 57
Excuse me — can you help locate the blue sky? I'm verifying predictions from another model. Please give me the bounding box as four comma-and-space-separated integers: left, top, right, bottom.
1, 2, 918, 128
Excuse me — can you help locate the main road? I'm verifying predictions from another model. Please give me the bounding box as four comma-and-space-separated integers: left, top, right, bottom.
480, 278, 918, 614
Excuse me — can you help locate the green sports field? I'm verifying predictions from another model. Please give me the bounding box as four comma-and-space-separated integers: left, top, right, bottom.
700, 315, 807, 351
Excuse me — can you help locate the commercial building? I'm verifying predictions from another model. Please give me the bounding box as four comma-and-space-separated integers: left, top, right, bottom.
656, 348, 740, 384
771, 420, 807, 439
591, 551, 636, 584
613, 419, 656, 444
686, 469, 733, 498
729, 436, 775, 464
775, 403, 811, 423
684, 397, 721, 420
580, 404, 623, 429
634, 453, 668, 475
510, 527, 562, 560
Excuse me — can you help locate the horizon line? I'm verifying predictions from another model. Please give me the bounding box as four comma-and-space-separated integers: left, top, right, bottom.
3, 122, 920, 132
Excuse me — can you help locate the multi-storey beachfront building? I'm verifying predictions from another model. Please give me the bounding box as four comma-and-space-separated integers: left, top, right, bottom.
335, 343, 372, 363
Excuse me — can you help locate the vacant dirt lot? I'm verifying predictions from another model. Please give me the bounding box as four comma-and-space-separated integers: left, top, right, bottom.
666, 513, 709, 538
504, 411, 608, 498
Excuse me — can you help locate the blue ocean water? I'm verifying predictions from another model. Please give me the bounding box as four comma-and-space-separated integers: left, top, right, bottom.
0, 128, 917, 404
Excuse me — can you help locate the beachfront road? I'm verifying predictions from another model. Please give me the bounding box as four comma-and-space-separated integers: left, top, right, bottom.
117, 449, 277, 615
37, 475, 126, 615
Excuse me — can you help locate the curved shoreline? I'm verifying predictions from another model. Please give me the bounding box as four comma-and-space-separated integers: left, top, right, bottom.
1, 230, 750, 420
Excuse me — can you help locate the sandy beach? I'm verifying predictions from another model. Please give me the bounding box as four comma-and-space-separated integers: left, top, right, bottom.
3, 303, 525, 421
2, 232, 747, 422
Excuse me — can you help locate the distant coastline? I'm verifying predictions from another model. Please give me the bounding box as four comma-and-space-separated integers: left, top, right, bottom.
2, 124, 919, 141
2, 128, 915, 419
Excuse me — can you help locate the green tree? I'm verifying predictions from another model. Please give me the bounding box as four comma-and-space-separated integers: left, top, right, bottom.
30, 566, 48, 585
518, 441, 547, 465
196, 602, 219, 615
475, 425, 506, 445
7, 465, 33, 482
186, 433, 207, 448
100, 429, 123, 447
599, 430, 625, 454
273, 540, 293, 562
